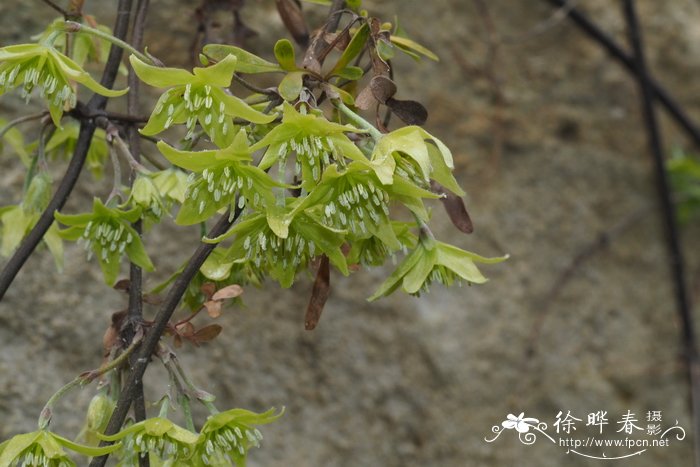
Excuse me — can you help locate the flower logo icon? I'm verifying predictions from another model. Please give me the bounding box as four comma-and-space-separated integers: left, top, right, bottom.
502, 413, 540, 433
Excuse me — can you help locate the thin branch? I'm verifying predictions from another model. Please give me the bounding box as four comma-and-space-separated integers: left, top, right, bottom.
89, 211, 238, 467
125, 6, 150, 465
232, 73, 278, 96
544, 0, 700, 149
0, 112, 49, 140
41, 0, 69, 17
624, 3, 700, 467
64, 20, 153, 65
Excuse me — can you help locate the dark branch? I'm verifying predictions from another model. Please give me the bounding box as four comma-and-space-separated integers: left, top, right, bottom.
89, 211, 237, 467
624, 3, 700, 467
125, 3, 150, 466
546, 0, 700, 149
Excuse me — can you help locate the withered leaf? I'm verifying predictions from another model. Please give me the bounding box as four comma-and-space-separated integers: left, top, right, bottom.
200, 282, 216, 299
386, 98, 428, 125
113, 279, 130, 292
370, 75, 397, 104
194, 324, 223, 343
431, 181, 474, 234
276, 0, 309, 46
305, 255, 330, 331
212, 284, 244, 301
142, 294, 163, 305
177, 321, 196, 337
204, 300, 223, 319
355, 85, 376, 110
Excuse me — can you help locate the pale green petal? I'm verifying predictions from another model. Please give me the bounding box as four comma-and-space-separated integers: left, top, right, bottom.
216, 88, 277, 124
156, 141, 219, 172
129, 54, 193, 87
192, 54, 237, 88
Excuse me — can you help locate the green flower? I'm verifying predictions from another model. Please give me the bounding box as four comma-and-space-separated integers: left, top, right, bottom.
55, 198, 154, 285
156, 129, 281, 225
369, 125, 462, 195
96, 417, 199, 465
347, 221, 416, 267
194, 408, 282, 467
250, 102, 367, 188
152, 168, 189, 205
0, 43, 127, 126
0, 173, 63, 270
130, 55, 275, 147
126, 174, 166, 221
208, 207, 349, 288
369, 232, 508, 301
0, 429, 120, 467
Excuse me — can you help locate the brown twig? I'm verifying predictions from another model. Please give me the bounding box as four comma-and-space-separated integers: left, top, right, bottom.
624, 3, 700, 466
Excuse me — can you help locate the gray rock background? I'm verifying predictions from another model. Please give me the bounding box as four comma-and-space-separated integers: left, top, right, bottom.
1, 0, 700, 466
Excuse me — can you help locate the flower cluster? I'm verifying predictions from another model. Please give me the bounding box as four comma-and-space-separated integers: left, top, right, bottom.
0, 429, 120, 467
210, 208, 348, 288
130, 55, 275, 147
250, 102, 366, 188
97, 417, 199, 465
194, 408, 282, 466
55, 198, 154, 285
93, 408, 281, 467
369, 232, 508, 300
0, 43, 127, 125
157, 129, 280, 225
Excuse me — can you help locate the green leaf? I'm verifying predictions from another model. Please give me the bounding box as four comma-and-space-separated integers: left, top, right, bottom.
201, 248, 234, 281
390, 35, 439, 61
0, 119, 30, 166
278, 71, 304, 101
274, 39, 297, 71
330, 23, 369, 75
1, 206, 35, 257
334, 66, 364, 81
203, 44, 282, 74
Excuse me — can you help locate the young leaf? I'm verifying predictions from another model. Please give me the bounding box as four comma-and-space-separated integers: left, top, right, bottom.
274, 39, 297, 71
203, 44, 282, 74
330, 23, 370, 75
278, 71, 305, 101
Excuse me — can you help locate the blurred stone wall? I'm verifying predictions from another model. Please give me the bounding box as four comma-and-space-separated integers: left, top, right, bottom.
1, 1, 700, 466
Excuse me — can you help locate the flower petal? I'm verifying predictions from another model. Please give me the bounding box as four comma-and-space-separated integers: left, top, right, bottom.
129, 54, 193, 88
192, 54, 238, 88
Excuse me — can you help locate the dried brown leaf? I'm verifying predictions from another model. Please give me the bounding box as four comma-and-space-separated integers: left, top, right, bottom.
370, 75, 397, 104
212, 284, 244, 301
432, 181, 474, 234
305, 255, 330, 331
194, 324, 223, 343
355, 85, 376, 110
276, 0, 309, 46
200, 282, 216, 299
386, 98, 428, 125
204, 300, 223, 319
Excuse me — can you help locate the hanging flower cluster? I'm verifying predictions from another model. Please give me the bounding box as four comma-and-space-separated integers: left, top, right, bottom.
0, 43, 127, 125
